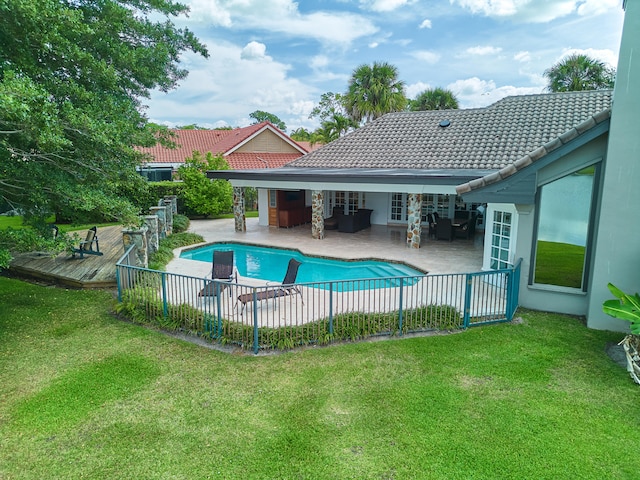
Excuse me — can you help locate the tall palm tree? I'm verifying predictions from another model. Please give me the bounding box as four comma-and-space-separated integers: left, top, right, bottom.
410, 87, 459, 111
543, 53, 615, 92
344, 62, 407, 123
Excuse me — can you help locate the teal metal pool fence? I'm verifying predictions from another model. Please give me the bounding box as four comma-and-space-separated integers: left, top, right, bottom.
116, 249, 522, 353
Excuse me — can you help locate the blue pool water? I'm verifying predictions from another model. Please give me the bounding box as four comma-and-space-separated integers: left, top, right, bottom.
180, 243, 423, 286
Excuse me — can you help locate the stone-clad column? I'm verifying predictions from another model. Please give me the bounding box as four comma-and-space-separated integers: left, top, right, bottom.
233, 187, 246, 232
164, 195, 178, 214
149, 206, 167, 239
162, 198, 174, 235
143, 215, 159, 254
122, 225, 149, 268
311, 190, 325, 240
406, 193, 422, 249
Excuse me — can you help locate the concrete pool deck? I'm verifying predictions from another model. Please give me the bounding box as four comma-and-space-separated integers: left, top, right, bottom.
166, 217, 484, 280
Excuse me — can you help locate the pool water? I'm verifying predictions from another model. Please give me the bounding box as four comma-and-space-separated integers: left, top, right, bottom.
180, 243, 423, 287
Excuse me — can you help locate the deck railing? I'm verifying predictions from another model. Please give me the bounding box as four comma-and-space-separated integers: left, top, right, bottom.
115, 258, 522, 353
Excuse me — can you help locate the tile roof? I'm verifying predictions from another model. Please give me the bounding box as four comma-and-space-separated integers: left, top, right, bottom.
138, 122, 307, 169
226, 152, 303, 170
290, 90, 612, 172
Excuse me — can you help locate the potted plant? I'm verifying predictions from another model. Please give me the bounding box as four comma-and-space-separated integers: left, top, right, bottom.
602, 283, 640, 384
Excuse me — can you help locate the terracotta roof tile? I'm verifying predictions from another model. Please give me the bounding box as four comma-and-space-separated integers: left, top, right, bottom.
138, 122, 306, 167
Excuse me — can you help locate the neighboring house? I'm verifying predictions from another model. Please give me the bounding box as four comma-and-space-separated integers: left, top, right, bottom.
209, 1, 639, 332
137, 122, 308, 180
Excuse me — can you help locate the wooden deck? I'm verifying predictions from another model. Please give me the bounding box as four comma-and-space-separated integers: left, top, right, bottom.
8, 225, 125, 289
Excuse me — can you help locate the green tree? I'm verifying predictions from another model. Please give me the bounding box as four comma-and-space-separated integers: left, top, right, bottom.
289, 127, 312, 142
311, 113, 357, 146
0, 0, 207, 267
308, 92, 357, 143
344, 62, 407, 124
177, 152, 232, 217
543, 53, 615, 92
249, 111, 286, 131
410, 88, 459, 111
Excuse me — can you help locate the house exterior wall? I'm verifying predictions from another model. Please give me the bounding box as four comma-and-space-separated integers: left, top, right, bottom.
236, 130, 300, 154
512, 135, 609, 317
587, 0, 640, 332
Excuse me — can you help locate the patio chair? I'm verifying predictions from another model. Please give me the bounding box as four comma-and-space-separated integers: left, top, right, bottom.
454, 214, 477, 240
435, 218, 453, 241
236, 258, 303, 315
71, 226, 103, 258
198, 250, 237, 303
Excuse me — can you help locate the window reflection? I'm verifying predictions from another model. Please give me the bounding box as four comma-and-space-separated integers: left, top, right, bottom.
534, 167, 595, 289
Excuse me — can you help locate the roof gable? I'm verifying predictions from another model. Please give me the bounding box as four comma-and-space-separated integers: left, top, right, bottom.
138, 122, 307, 167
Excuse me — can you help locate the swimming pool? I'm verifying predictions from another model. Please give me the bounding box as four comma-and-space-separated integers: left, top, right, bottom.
180, 243, 423, 286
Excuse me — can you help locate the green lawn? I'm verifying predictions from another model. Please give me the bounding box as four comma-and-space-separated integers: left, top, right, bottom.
1, 276, 638, 479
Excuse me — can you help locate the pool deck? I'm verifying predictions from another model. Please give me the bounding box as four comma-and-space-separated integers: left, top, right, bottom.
167, 217, 484, 281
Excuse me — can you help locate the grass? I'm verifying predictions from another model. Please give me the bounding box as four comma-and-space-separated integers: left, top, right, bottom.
1, 276, 639, 479
535, 240, 586, 288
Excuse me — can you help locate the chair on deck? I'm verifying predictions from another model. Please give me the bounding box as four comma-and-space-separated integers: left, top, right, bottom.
436, 218, 453, 241
454, 214, 478, 240
71, 226, 103, 258
198, 250, 237, 303
236, 258, 303, 315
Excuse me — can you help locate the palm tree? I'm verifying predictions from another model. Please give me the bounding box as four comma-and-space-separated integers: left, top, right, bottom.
311, 113, 357, 146
410, 87, 459, 111
543, 53, 615, 92
344, 62, 407, 123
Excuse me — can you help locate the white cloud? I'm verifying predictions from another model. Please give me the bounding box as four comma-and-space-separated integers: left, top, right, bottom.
406, 81, 432, 99
553, 48, 618, 69
360, 0, 417, 12
466, 45, 503, 55
186, 0, 378, 45
448, 77, 543, 108
514, 51, 530, 62
369, 42, 379, 48
240, 41, 268, 60
576, 0, 621, 16
146, 40, 316, 129
409, 50, 441, 64
449, 0, 620, 23
310, 55, 329, 70
419, 19, 432, 29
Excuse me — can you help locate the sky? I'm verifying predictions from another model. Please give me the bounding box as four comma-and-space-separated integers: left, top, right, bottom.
145, 0, 626, 133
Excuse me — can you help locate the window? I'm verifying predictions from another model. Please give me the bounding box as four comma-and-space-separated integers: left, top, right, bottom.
139, 168, 172, 181
490, 211, 512, 270
533, 167, 596, 289
269, 190, 277, 208
390, 193, 406, 221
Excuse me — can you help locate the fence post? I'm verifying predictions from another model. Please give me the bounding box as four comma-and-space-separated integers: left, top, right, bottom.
215, 282, 223, 337
463, 274, 472, 328
161, 272, 168, 318
116, 266, 122, 302
252, 290, 259, 354
329, 282, 334, 335
398, 278, 404, 335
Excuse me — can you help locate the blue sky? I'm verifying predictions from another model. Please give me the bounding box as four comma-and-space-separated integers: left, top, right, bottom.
145, 0, 625, 133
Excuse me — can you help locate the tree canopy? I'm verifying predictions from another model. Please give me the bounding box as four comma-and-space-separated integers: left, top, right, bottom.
0, 0, 207, 225
249, 110, 286, 131
344, 62, 407, 124
308, 92, 357, 145
543, 53, 615, 92
177, 151, 232, 218
410, 88, 459, 111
